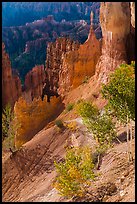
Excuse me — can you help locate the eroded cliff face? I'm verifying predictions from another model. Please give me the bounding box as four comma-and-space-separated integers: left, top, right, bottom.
23, 65, 47, 102
2, 43, 22, 108
58, 12, 101, 96
45, 38, 80, 96
130, 2, 135, 28
45, 12, 101, 97
94, 2, 131, 83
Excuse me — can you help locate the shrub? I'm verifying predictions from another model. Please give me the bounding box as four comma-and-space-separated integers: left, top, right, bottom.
2, 104, 20, 151
76, 100, 116, 151
82, 76, 90, 84
54, 146, 95, 198
88, 114, 116, 147
76, 101, 99, 120
2, 104, 13, 141
66, 121, 77, 131
66, 103, 74, 112
55, 119, 64, 129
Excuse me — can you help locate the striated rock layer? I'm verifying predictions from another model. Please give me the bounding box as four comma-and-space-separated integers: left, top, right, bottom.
2, 43, 22, 108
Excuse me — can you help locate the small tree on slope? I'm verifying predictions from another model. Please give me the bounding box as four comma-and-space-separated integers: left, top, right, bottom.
101, 62, 135, 161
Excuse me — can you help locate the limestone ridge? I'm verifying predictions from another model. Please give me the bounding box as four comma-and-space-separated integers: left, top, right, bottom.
2, 43, 22, 108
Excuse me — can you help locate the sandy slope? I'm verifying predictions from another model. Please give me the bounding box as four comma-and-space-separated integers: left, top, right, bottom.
2, 116, 135, 202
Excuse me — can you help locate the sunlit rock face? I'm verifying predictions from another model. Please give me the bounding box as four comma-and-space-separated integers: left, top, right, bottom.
44, 10, 101, 97
57, 11, 101, 97
130, 2, 135, 28
2, 43, 22, 108
95, 2, 131, 84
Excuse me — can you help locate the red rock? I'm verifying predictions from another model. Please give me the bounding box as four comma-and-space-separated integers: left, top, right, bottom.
23, 65, 47, 102
45, 11, 101, 97
2, 43, 22, 108
58, 11, 101, 96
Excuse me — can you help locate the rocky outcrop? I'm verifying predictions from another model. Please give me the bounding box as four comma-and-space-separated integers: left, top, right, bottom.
2, 43, 22, 108
130, 2, 135, 28
45, 38, 80, 96
58, 12, 101, 96
23, 65, 47, 102
44, 11, 101, 98
94, 2, 131, 83
127, 2, 135, 63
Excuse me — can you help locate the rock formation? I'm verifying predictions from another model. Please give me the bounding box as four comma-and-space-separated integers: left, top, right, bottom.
58, 11, 101, 96
45, 11, 101, 97
130, 2, 135, 28
45, 38, 80, 97
94, 2, 131, 83
23, 65, 47, 102
2, 43, 22, 108
127, 2, 135, 63
2, 16, 90, 81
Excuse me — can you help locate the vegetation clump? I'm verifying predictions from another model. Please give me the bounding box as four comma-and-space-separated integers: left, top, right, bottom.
54, 146, 95, 198
66, 103, 74, 112
55, 119, 64, 129
102, 62, 135, 161
2, 104, 20, 151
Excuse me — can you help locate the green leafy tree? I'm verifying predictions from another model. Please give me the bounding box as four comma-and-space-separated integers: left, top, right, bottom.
54, 146, 95, 198
89, 114, 116, 146
76, 100, 117, 169
76, 101, 116, 146
101, 62, 135, 161
2, 104, 13, 141
2, 104, 20, 151
76, 101, 99, 120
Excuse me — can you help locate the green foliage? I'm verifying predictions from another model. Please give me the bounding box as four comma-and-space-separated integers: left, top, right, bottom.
55, 119, 64, 129
76, 101, 99, 120
2, 104, 20, 151
66, 103, 74, 112
2, 104, 13, 141
101, 62, 135, 123
54, 146, 95, 198
86, 114, 116, 147
76, 100, 116, 149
